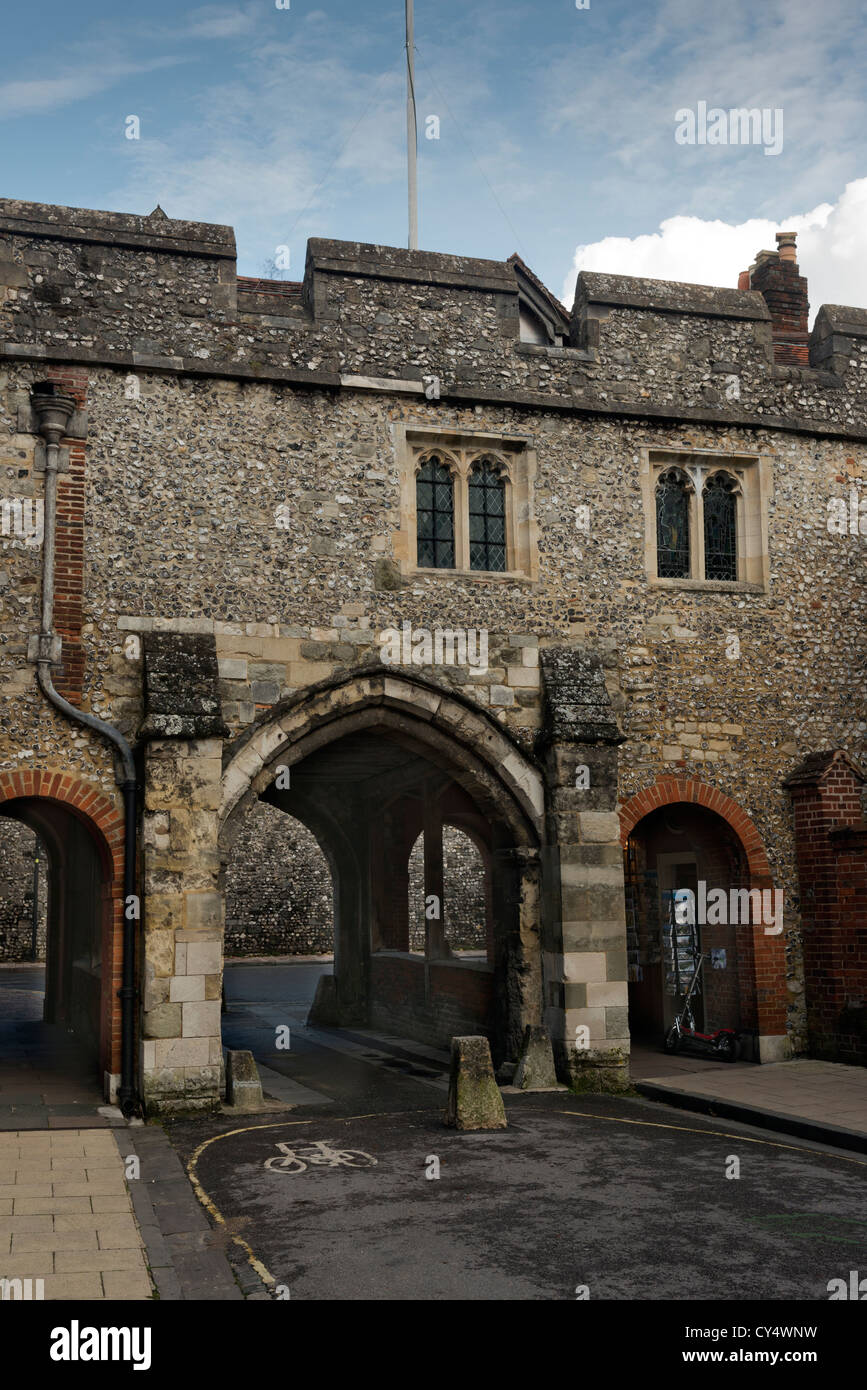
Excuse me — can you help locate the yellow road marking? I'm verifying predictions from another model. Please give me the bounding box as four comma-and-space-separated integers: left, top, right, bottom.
559, 1109, 867, 1165
187, 1119, 313, 1289
184, 1110, 432, 1290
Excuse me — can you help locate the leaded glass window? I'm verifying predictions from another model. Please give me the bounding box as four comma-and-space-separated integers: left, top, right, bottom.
468, 460, 507, 571
703, 473, 738, 581
416, 456, 455, 569
656, 470, 691, 578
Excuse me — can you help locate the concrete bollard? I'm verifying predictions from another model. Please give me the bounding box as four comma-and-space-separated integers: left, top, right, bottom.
444, 1035, 507, 1130
513, 1025, 559, 1090
225, 1050, 264, 1108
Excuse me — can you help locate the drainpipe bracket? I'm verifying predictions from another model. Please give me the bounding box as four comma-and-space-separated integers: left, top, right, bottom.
28, 634, 63, 665
34, 440, 71, 474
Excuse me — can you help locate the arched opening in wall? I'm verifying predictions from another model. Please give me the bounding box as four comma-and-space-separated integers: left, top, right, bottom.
624, 803, 758, 1056
220, 800, 335, 1048
254, 730, 507, 1055
407, 825, 491, 959
0, 797, 116, 1098
224, 801, 333, 958
220, 684, 542, 1079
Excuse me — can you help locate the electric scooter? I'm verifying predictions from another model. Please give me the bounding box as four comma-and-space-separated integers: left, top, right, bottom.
663, 949, 741, 1062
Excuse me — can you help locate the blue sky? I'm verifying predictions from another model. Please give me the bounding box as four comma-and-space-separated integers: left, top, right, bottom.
2, 0, 866, 311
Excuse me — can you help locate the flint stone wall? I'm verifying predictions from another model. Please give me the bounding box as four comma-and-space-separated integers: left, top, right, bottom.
3, 201, 867, 434
0, 818, 47, 960
224, 800, 333, 956
407, 825, 487, 953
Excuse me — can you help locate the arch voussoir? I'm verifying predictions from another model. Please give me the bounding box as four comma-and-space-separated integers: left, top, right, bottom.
619, 776, 773, 885
219, 670, 545, 840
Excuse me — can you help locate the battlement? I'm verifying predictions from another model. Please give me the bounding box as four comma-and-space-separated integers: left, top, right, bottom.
0, 198, 235, 259
2, 197, 867, 438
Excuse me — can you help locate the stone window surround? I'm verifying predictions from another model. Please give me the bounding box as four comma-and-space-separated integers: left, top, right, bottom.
641, 445, 771, 592
392, 422, 539, 582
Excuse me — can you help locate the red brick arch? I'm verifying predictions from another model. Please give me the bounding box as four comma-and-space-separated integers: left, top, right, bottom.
619, 776, 787, 1045
0, 769, 125, 1080
619, 777, 773, 882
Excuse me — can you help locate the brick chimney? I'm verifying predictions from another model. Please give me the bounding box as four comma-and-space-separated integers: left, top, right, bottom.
738, 231, 809, 366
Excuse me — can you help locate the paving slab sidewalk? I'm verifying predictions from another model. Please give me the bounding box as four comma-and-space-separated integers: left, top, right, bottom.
632, 1053, 867, 1152
0, 1128, 152, 1300
0, 1125, 246, 1300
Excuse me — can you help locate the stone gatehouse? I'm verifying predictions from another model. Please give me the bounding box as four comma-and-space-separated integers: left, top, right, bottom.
0, 197, 864, 1114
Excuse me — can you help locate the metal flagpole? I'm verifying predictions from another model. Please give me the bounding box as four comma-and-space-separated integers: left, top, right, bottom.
406, 0, 418, 249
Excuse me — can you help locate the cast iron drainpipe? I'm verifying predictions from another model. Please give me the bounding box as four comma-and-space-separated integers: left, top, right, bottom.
29, 384, 139, 1118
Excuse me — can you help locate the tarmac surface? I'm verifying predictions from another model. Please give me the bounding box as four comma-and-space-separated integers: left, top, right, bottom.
158, 959, 867, 1302
168, 1090, 867, 1301
3, 959, 866, 1302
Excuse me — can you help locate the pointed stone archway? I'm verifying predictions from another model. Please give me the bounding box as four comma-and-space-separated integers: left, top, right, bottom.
218, 670, 546, 1062
135, 637, 631, 1113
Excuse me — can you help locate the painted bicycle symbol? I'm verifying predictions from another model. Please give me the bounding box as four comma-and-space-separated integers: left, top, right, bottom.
264, 1139, 378, 1174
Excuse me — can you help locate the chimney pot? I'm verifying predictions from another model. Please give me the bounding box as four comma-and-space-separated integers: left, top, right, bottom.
738, 234, 809, 366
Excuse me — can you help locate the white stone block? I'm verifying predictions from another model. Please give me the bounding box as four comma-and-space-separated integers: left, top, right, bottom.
578, 811, 622, 843
154, 1037, 211, 1069
585, 981, 628, 1007
170, 975, 207, 1002
182, 1000, 222, 1038
506, 665, 540, 688
218, 657, 248, 680
564, 1007, 605, 1040
185, 939, 222, 975
563, 951, 608, 984
185, 892, 222, 933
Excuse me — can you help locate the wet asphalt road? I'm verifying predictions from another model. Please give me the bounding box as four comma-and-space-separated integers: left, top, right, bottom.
160, 961, 867, 1302
221, 959, 451, 1111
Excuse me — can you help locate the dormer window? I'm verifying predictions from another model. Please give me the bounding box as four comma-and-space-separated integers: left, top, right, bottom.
519, 304, 551, 344
509, 254, 570, 347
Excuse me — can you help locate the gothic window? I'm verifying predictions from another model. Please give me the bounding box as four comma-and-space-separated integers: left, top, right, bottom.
399, 427, 537, 580
703, 473, 738, 581
468, 460, 507, 572
416, 456, 455, 569
656, 470, 691, 578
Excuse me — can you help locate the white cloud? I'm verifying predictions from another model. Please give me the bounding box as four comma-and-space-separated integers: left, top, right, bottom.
177, 5, 258, 40
561, 178, 867, 322
0, 56, 187, 119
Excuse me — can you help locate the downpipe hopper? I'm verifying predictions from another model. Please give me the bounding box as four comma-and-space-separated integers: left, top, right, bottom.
30, 382, 76, 443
